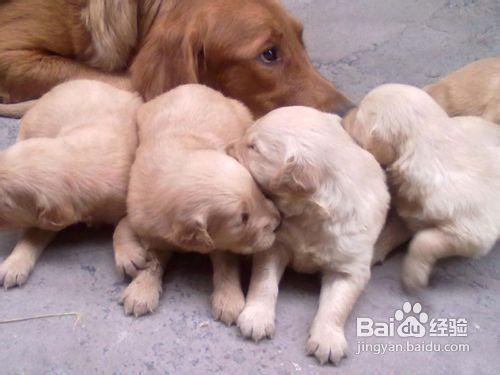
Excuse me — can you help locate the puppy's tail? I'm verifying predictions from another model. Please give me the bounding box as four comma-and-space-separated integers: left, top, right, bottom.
0, 100, 38, 118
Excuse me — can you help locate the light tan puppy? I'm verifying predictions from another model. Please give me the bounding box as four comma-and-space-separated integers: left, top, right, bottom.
0, 80, 142, 288
227, 107, 389, 365
343, 84, 500, 291
424, 58, 500, 124
114, 84, 280, 321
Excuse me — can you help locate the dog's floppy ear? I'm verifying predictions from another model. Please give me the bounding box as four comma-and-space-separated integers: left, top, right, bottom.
168, 215, 215, 252
130, 14, 204, 101
270, 156, 318, 196
357, 108, 399, 166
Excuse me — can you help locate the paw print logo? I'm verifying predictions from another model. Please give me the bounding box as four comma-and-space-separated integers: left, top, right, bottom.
395, 302, 428, 338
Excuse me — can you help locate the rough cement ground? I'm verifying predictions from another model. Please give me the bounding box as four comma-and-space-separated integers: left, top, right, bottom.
0, 0, 499, 373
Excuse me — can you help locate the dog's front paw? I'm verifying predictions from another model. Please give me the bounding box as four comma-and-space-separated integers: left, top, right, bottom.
0, 256, 34, 289
210, 286, 245, 326
237, 303, 275, 341
115, 244, 147, 278
307, 326, 348, 365
119, 275, 162, 317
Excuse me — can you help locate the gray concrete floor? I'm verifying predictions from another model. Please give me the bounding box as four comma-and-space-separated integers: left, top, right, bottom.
1, 0, 499, 373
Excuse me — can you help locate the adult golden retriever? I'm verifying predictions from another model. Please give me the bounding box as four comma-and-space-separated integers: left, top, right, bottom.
0, 0, 353, 117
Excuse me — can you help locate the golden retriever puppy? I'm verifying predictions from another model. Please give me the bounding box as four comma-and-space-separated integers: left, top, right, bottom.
343, 84, 500, 291
424, 58, 500, 124
114, 84, 280, 321
0, 80, 142, 288
227, 107, 389, 365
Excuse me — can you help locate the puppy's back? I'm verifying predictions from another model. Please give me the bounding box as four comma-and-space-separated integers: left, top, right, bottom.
136, 84, 253, 148
19, 79, 142, 140
424, 58, 500, 120
452, 116, 500, 147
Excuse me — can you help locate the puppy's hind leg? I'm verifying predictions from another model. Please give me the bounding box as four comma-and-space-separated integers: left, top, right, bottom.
402, 227, 497, 291
307, 264, 370, 365
210, 251, 245, 325
113, 216, 148, 278
237, 245, 289, 342
0, 228, 57, 289
120, 248, 171, 317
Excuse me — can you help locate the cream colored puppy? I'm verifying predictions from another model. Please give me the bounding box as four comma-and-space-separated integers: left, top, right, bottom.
227, 107, 389, 365
424, 58, 500, 124
0, 80, 142, 288
114, 84, 280, 322
343, 84, 500, 291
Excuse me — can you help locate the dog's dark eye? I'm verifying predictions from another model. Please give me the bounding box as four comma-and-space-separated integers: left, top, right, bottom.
241, 212, 250, 224
259, 47, 279, 64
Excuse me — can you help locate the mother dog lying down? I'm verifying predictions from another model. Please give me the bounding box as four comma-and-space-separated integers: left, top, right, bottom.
114, 84, 281, 321
0, 0, 352, 117
0, 80, 142, 288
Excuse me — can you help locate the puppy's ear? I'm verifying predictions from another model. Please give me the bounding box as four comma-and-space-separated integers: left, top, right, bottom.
37, 199, 77, 230
270, 156, 318, 196
168, 215, 215, 252
130, 14, 204, 101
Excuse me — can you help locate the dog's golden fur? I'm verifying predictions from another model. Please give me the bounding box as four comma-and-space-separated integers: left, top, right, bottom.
344, 84, 500, 291
0, 0, 352, 117
81, 0, 139, 72
0, 80, 142, 288
424, 58, 500, 124
227, 107, 389, 364
114, 84, 280, 320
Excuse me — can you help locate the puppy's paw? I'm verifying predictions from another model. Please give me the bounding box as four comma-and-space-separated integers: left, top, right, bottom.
402, 254, 432, 291
115, 244, 147, 278
119, 275, 162, 317
307, 326, 348, 365
237, 303, 275, 342
0, 256, 34, 289
210, 287, 245, 326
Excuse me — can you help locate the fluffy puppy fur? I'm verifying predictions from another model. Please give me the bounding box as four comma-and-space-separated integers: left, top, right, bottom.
424, 58, 500, 124
343, 84, 500, 291
0, 80, 142, 288
114, 84, 280, 321
227, 107, 389, 365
